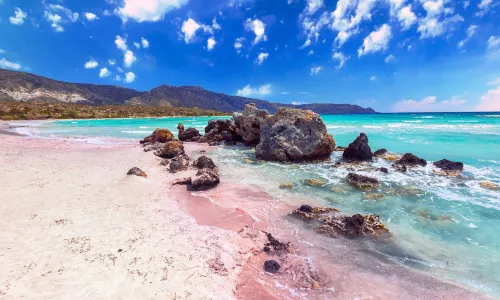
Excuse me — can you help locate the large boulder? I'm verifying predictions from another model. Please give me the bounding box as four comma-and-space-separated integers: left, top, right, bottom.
169, 154, 190, 173
178, 123, 201, 142
396, 153, 427, 167
233, 103, 270, 146
140, 129, 174, 145
191, 168, 220, 191
342, 133, 373, 161
154, 140, 185, 159
193, 155, 217, 170
256, 108, 336, 162
199, 119, 242, 145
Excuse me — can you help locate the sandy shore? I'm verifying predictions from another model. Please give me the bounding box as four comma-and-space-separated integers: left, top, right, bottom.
0, 126, 489, 300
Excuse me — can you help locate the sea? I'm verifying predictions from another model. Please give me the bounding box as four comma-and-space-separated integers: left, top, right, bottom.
12, 112, 500, 297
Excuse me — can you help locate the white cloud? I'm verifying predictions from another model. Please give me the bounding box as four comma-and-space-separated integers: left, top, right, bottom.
370, 76, 377, 81
115, 35, 128, 51
108, 59, 116, 66
244, 18, 267, 45
0, 49, 5, 54
234, 37, 245, 53
305, 0, 324, 15
85, 12, 98, 21
385, 54, 396, 63
388, 0, 405, 15
398, 5, 417, 30
124, 50, 137, 68
477, 80, 500, 111
114, 75, 122, 81
0, 58, 22, 70
311, 66, 322, 75
84, 59, 99, 69
255, 52, 269, 65
134, 42, 141, 49
418, 14, 464, 39
333, 52, 349, 69
477, 0, 493, 16
292, 101, 307, 105
141, 37, 149, 48
9, 7, 27, 25
393, 96, 467, 112
358, 24, 392, 56
207, 37, 216, 51
300, 12, 330, 49
181, 18, 200, 43
116, 0, 189, 22
458, 24, 478, 48
487, 36, 500, 53
487, 78, 500, 85
237, 84, 272, 97
44, 4, 79, 32
125, 72, 136, 83
99, 68, 111, 78
335, 31, 350, 47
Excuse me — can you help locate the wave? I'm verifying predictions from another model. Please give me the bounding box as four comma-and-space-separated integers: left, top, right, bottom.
138, 126, 150, 129
476, 115, 500, 118
120, 130, 151, 134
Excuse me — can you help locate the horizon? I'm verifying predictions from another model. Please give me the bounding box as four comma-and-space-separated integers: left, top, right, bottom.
0, 0, 499, 113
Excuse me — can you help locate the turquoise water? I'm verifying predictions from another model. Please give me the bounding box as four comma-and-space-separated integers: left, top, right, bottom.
21, 112, 500, 296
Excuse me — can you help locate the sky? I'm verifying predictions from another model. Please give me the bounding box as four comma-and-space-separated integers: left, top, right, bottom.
0, 0, 499, 112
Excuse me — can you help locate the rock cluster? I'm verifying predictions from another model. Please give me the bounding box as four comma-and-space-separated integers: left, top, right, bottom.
256, 108, 336, 162
172, 155, 220, 191
177, 123, 201, 142
342, 133, 373, 161
199, 119, 242, 145
233, 103, 270, 146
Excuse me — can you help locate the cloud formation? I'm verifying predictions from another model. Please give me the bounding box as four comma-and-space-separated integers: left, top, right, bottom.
0, 58, 22, 70
116, 0, 189, 22
9, 7, 27, 25
84, 59, 99, 69
237, 84, 272, 97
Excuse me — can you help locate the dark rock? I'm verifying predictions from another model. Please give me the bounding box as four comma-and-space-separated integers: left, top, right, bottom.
374, 149, 388, 157
264, 232, 293, 255
292, 206, 339, 220
298, 205, 313, 213
264, 260, 280, 274
377, 167, 389, 174
118, 249, 123, 253
191, 168, 220, 191
127, 167, 147, 178
233, 103, 270, 146
178, 123, 201, 142
199, 119, 242, 145
256, 107, 336, 162
333, 146, 347, 152
172, 177, 192, 185
169, 154, 190, 173
154, 140, 185, 159
321, 213, 390, 238
140, 129, 174, 144
193, 155, 217, 170
263, 246, 271, 253
347, 173, 379, 189
397, 153, 427, 167
433, 159, 464, 171
160, 159, 170, 166
342, 133, 373, 161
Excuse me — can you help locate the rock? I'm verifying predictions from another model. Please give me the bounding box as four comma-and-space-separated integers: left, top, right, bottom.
169, 154, 190, 173
347, 173, 379, 189
364, 193, 384, 200
264, 232, 293, 255
172, 177, 192, 185
177, 123, 201, 142
264, 260, 280, 274
143, 143, 163, 152
304, 178, 327, 187
396, 153, 427, 167
373, 149, 388, 157
140, 128, 174, 144
191, 168, 220, 191
279, 182, 294, 189
199, 119, 242, 145
342, 133, 373, 161
333, 146, 347, 152
433, 159, 464, 175
298, 204, 313, 213
127, 167, 147, 178
160, 159, 170, 166
243, 158, 255, 164
193, 155, 217, 170
479, 181, 500, 191
377, 167, 389, 174
381, 153, 401, 162
233, 103, 270, 146
256, 107, 336, 162
154, 140, 185, 159
292, 205, 339, 220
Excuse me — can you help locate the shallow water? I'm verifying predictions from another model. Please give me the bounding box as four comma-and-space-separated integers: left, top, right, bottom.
14, 112, 500, 297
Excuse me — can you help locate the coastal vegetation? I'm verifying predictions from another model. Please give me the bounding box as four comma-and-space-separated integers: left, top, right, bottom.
0, 101, 228, 120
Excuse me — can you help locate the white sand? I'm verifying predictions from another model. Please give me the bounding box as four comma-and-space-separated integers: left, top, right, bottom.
0, 135, 258, 299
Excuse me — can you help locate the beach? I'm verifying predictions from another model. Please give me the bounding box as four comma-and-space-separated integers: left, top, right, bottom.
0, 116, 497, 299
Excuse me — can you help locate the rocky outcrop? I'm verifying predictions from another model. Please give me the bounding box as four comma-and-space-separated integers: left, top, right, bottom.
177, 123, 201, 142
154, 140, 185, 158
233, 103, 270, 146
127, 167, 147, 178
256, 108, 336, 162
342, 133, 373, 161
373, 149, 387, 157
193, 155, 217, 170
191, 169, 220, 191
198, 119, 242, 145
169, 154, 190, 173
433, 159, 463, 172
396, 153, 427, 167
140, 129, 174, 144
347, 173, 379, 189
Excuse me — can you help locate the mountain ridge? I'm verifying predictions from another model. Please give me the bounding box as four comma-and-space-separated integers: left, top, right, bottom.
0, 68, 376, 114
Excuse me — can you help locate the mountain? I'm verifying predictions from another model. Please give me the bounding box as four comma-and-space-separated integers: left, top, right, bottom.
0, 69, 376, 114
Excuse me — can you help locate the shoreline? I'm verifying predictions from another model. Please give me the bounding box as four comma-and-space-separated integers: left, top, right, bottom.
0, 128, 492, 299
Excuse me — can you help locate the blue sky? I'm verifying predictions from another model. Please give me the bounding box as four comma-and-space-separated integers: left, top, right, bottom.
1, 0, 499, 112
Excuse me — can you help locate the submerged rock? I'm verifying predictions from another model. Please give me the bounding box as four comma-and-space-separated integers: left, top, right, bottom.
364, 193, 385, 200
373, 149, 388, 157
233, 103, 270, 146
342, 133, 373, 161
191, 168, 220, 191
347, 173, 380, 189
169, 154, 190, 173
292, 205, 339, 220
155, 140, 185, 159
140, 128, 174, 145
279, 182, 294, 189
479, 181, 500, 191
127, 167, 147, 178
256, 107, 335, 162
193, 155, 217, 170
304, 178, 328, 187
177, 123, 201, 142
396, 153, 427, 167
264, 260, 281, 274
